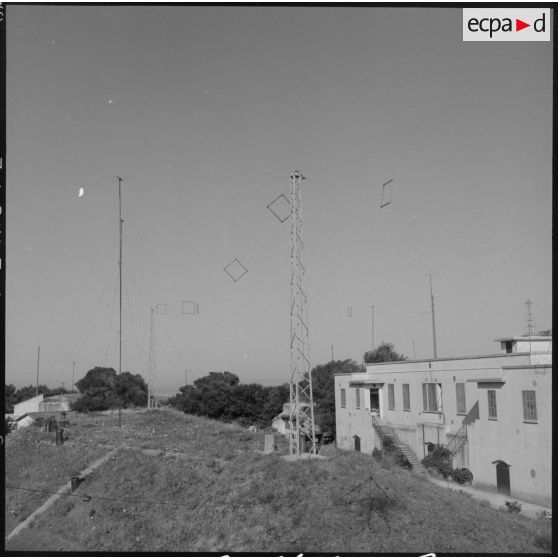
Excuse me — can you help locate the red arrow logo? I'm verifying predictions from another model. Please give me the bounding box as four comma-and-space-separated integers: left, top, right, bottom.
516, 19, 530, 31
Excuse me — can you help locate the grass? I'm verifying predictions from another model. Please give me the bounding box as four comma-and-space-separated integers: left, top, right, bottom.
5, 409, 553, 553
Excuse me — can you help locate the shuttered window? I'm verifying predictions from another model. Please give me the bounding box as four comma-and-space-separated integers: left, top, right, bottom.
522, 391, 537, 422
355, 388, 361, 409
487, 390, 497, 419
402, 383, 410, 411
456, 383, 466, 415
340, 388, 346, 408
388, 384, 395, 410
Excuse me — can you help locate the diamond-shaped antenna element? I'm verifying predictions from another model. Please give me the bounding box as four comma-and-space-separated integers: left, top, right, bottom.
381, 179, 393, 208
181, 301, 199, 315
223, 258, 249, 282
267, 193, 291, 223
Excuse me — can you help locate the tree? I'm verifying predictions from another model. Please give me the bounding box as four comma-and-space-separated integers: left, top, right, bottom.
72, 366, 148, 412
5, 384, 17, 413
114, 372, 148, 408
170, 372, 290, 428
363, 342, 407, 364
309, 359, 362, 437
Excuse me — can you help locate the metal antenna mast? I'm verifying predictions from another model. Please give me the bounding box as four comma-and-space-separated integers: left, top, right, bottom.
35, 346, 40, 397
524, 299, 535, 353
117, 176, 123, 377
117, 176, 124, 427
289, 170, 317, 456
524, 299, 535, 337
429, 275, 438, 359
148, 307, 156, 409
368, 305, 376, 351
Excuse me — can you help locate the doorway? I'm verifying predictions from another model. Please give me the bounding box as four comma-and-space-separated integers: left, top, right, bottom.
495, 461, 511, 495
354, 435, 361, 452
369, 389, 379, 413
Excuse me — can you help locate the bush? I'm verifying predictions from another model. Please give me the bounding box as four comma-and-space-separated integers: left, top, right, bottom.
504, 500, 522, 514
382, 437, 398, 452
380, 438, 412, 470
452, 467, 473, 484
372, 447, 383, 462
421, 444, 452, 478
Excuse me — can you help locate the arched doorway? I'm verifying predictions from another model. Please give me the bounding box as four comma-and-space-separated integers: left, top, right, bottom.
494, 460, 511, 495
353, 435, 361, 452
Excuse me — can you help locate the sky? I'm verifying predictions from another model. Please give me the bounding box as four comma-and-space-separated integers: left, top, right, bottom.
5, 5, 552, 394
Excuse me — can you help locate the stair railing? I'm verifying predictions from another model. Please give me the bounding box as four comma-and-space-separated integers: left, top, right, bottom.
446, 424, 467, 459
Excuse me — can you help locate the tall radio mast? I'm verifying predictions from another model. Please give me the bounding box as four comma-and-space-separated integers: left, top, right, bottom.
289, 170, 317, 455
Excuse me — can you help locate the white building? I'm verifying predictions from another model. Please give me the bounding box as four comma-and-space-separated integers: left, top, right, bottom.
335, 336, 552, 507
13, 394, 44, 418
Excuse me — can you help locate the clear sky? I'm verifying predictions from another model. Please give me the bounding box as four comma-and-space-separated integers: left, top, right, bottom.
6, 5, 552, 394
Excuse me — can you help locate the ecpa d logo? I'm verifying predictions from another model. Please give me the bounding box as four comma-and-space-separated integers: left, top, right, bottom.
463, 9, 550, 42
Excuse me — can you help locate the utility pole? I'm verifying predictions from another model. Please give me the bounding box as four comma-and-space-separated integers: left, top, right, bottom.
288, 170, 317, 456
429, 275, 438, 359
331, 345, 334, 362
524, 299, 535, 353
71, 361, 79, 392
35, 346, 40, 397
148, 307, 155, 410
368, 305, 376, 351
117, 176, 124, 427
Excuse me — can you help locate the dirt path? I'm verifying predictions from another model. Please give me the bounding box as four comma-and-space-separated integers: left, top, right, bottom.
428, 476, 551, 520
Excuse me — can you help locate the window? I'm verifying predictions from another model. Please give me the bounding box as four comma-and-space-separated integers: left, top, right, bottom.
355, 388, 361, 409
340, 388, 346, 408
456, 383, 466, 415
422, 383, 442, 412
522, 391, 537, 422
388, 384, 395, 410
487, 390, 497, 419
402, 384, 410, 411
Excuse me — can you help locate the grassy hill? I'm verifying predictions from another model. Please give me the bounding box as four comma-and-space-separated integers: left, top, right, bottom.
5, 409, 552, 553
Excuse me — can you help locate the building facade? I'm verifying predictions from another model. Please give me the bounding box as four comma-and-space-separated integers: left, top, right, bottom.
335, 337, 551, 507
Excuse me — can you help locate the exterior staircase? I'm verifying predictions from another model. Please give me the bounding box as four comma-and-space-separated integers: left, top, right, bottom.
446, 424, 468, 462
371, 416, 425, 472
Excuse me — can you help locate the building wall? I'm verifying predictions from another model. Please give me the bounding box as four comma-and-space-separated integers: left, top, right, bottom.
335, 352, 551, 507
14, 394, 44, 418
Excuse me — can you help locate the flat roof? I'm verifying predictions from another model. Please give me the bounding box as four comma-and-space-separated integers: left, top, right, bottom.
334, 351, 551, 375
494, 336, 552, 342
466, 378, 506, 383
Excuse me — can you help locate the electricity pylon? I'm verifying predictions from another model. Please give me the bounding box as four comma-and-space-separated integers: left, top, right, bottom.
288, 170, 317, 455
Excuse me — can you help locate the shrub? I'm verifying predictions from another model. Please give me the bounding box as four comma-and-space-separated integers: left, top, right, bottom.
380, 438, 411, 470
536, 510, 552, 523
372, 447, 383, 462
382, 436, 398, 452
504, 500, 522, 514
421, 444, 452, 478
452, 467, 473, 484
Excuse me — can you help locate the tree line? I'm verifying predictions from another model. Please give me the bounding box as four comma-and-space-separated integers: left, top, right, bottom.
5, 342, 406, 432
169, 342, 406, 436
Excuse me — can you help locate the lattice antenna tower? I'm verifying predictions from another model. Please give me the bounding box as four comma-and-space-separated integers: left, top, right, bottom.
524, 299, 535, 337
289, 170, 317, 455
